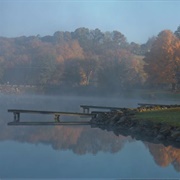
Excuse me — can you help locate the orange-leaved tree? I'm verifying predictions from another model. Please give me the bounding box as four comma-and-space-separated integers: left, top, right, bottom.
144, 30, 180, 90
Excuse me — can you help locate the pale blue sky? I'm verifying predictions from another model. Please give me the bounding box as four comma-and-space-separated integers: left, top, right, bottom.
0, 0, 180, 44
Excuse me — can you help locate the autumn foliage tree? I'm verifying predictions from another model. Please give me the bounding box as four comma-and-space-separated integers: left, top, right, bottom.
2, 26, 174, 93
97, 49, 142, 91
144, 30, 180, 90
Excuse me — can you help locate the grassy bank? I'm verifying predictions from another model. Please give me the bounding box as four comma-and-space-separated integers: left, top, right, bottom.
135, 108, 180, 127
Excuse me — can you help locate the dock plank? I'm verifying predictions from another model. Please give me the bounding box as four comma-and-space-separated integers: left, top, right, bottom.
8, 109, 96, 123
8, 109, 94, 116
80, 105, 124, 113
80, 105, 123, 110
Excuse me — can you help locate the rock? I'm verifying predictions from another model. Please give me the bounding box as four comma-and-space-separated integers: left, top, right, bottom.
129, 126, 140, 133
160, 126, 171, 136
144, 129, 154, 136
111, 114, 120, 122
141, 120, 153, 128
156, 134, 166, 140
104, 118, 110, 124
152, 129, 159, 136
109, 119, 116, 125
171, 131, 180, 138
175, 137, 180, 142
90, 118, 96, 123
116, 116, 126, 124
153, 123, 162, 130
124, 109, 136, 115
116, 110, 124, 114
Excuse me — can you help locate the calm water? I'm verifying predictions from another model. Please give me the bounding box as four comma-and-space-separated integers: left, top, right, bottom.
0, 94, 180, 178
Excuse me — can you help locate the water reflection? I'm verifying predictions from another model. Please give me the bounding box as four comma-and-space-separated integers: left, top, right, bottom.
1, 118, 180, 173
2, 123, 132, 155
0, 94, 180, 177
145, 142, 180, 172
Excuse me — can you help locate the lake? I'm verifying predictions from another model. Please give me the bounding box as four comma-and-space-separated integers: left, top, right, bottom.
0, 94, 180, 178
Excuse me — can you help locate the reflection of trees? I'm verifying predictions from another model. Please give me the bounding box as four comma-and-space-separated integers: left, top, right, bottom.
0, 118, 131, 155
173, 161, 180, 172
71, 128, 130, 155
145, 142, 180, 172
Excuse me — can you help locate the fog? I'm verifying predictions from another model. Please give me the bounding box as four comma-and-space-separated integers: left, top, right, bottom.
3, 93, 179, 123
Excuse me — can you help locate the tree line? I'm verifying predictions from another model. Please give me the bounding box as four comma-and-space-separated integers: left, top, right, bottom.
0, 26, 180, 92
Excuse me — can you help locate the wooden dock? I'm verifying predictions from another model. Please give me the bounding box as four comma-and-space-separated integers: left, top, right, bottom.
8, 105, 125, 126
8, 109, 95, 124
80, 105, 123, 113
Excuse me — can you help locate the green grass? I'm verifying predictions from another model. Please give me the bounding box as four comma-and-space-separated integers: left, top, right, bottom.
135, 108, 180, 127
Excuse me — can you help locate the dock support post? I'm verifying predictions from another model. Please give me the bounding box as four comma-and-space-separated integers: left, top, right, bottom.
83, 108, 85, 113
54, 114, 60, 122
83, 108, 90, 113
13, 112, 20, 122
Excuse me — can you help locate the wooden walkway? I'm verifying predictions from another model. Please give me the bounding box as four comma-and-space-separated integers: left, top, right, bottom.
8, 109, 95, 124
8, 105, 124, 126
80, 105, 123, 113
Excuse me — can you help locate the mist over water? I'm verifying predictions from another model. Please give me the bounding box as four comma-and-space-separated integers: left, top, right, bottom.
0, 94, 180, 178
1, 0, 180, 178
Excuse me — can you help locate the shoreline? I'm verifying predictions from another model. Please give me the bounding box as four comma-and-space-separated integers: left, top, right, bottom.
90, 106, 180, 148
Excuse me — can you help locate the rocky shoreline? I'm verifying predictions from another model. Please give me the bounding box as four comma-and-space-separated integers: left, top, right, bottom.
90, 105, 180, 148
